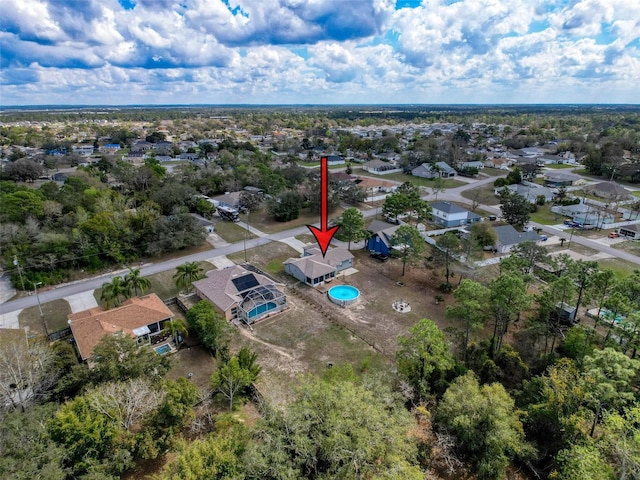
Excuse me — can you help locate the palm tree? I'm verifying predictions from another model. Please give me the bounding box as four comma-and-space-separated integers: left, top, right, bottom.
163, 318, 189, 346
173, 261, 204, 294
124, 267, 151, 297
100, 276, 128, 309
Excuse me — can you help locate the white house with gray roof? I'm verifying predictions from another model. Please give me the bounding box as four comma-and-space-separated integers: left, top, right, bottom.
284, 247, 353, 287
493, 225, 543, 254
430, 201, 482, 227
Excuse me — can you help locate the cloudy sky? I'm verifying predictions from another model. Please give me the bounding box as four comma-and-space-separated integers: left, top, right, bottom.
1, 0, 638, 105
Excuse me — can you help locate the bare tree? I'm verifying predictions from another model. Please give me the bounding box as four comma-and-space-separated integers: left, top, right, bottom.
87, 378, 164, 431
0, 330, 57, 412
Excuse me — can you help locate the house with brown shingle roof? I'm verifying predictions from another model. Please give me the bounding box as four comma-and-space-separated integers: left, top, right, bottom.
68, 293, 173, 362
284, 247, 354, 287
193, 266, 287, 324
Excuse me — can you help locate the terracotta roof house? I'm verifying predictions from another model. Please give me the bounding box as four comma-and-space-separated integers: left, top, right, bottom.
584, 181, 631, 201
366, 220, 401, 257
493, 225, 543, 254
431, 201, 481, 227
193, 266, 287, 324
284, 247, 354, 287
68, 294, 174, 362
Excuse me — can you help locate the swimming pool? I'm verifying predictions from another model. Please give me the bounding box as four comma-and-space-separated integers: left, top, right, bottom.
154, 344, 172, 355
328, 285, 360, 307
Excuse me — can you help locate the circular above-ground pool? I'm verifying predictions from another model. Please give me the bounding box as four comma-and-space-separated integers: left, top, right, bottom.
328, 285, 360, 307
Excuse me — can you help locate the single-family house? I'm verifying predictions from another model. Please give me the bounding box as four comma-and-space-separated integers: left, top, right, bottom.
362, 160, 402, 175
435, 161, 457, 177
584, 181, 631, 201
284, 247, 353, 287
484, 157, 512, 170
68, 294, 174, 362
460, 161, 484, 170
538, 154, 566, 165
498, 184, 554, 203
544, 172, 577, 188
131, 141, 153, 153
190, 213, 215, 233
211, 191, 243, 210
430, 201, 482, 227
618, 224, 640, 239
324, 155, 345, 165
412, 163, 439, 179
193, 266, 287, 324
367, 220, 400, 257
493, 225, 543, 254
99, 143, 121, 154
72, 144, 95, 156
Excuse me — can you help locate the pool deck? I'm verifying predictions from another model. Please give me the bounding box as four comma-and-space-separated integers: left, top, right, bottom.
153, 341, 177, 354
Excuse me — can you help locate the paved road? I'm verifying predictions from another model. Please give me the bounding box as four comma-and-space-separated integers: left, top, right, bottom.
4, 171, 640, 315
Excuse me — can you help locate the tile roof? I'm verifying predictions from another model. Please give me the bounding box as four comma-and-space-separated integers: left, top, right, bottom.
68, 294, 173, 361
193, 266, 277, 313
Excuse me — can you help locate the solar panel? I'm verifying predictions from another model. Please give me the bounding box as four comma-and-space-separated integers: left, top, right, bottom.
232, 274, 259, 292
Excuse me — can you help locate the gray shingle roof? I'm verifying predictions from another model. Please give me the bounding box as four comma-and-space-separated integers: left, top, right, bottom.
494, 225, 541, 246
431, 201, 468, 214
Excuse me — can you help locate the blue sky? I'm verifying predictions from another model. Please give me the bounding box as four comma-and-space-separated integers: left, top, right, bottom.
0, 0, 638, 105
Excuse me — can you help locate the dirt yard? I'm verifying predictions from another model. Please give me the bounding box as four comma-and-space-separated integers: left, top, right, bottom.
228, 247, 471, 405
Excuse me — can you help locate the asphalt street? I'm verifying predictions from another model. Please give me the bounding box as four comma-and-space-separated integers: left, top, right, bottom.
3, 172, 640, 315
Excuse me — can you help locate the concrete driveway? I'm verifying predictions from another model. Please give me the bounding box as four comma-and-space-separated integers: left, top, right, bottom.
64, 291, 98, 313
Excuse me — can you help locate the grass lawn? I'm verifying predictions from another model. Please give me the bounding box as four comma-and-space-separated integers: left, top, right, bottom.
19, 299, 71, 335
612, 240, 640, 256
545, 163, 577, 169
481, 167, 508, 177
94, 260, 215, 306
294, 233, 317, 244
597, 258, 637, 279
227, 242, 300, 278
632, 191, 640, 198
214, 220, 256, 243
460, 184, 501, 206
359, 170, 466, 189
530, 204, 565, 225
242, 207, 346, 234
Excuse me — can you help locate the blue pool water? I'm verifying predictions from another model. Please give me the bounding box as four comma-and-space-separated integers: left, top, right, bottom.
154, 344, 171, 355
248, 302, 277, 319
328, 285, 360, 306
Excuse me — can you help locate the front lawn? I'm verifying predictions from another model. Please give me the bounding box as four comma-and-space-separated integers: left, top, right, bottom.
241, 207, 346, 234
94, 260, 215, 306
19, 299, 71, 335
530, 204, 565, 225
353, 169, 465, 188
545, 163, 577, 169
214, 220, 256, 243
227, 242, 300, 278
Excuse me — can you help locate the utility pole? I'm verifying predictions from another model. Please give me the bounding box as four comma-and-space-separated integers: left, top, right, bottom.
13, 255, 25, 291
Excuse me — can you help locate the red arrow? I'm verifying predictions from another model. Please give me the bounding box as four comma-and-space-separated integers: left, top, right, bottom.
307, 156, 339, 257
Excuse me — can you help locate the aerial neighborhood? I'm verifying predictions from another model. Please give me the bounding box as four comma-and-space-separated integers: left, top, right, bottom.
2, 106, 640, 479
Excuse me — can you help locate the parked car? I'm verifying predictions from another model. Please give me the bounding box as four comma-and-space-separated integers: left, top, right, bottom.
540, 235, 548, 241
370, 252, 389, 262
608, 232, 620, 238
487, 215, 497, 221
